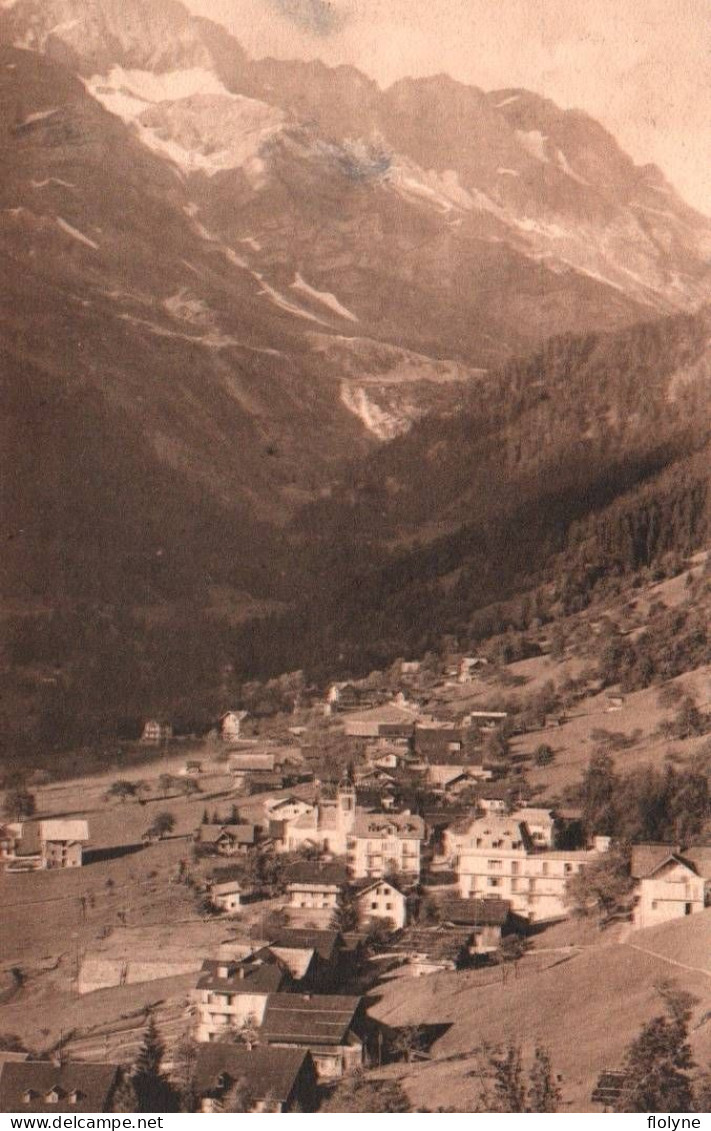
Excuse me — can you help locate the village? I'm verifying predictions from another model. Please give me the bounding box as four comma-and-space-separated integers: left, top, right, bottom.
6, 557, 711, 1114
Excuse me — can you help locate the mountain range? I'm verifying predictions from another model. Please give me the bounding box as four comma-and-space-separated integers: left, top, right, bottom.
4, 0, 711, 734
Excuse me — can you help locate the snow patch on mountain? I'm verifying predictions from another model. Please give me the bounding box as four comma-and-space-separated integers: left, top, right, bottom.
494, 94, 521, 108
291, 274, 358, 322
556, 148, 589, 185
255, 275, 328, 324
340, 384, 415, 440
86, 66, 232, 121
516, 129, 549, 163
56, 217, 99, 249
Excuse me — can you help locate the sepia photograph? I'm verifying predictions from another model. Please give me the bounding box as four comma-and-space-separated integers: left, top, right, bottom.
3, 0, 711, 1115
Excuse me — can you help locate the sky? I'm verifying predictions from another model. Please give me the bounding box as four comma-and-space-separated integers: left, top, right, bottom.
183, 0, 711, 214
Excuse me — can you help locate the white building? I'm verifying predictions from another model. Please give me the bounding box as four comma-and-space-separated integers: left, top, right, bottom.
347, 812, 425, 880
209, 879, 242, 913
277, 787, 355, 856
353, 880, 407, 929
220, 711, 248, 742
454, 816, 606, 923
194, 958, 287, 1041
632, 844, 711, 930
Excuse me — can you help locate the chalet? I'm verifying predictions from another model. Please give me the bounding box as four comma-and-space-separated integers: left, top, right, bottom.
632, 844, 711, 929
347, 812, 425, 879
400, 661, 421, 677
260, 994, 366, 1079
194, 956, 289, 1040
326, 684, 388, 716
343, 703, 420, 739
353, 879, 408, 929
193, 1045, 317, 1112
426, 765, 480, 796
141, 719, 173, 745
0, 1061, 121, 1112
458, 656, 488, 683
220, 710, 249, 742
399, 926, 473, 975
261, 929, 345, 992
209, 878, 243, 913
37, 820, 89, 869
285, 862, 348, 923
439, 898, 513, 954
229, 752, 276, 777
195, 824, 259, 856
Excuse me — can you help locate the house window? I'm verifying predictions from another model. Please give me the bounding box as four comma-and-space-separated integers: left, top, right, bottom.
488, 877, 500, 888
371, 902, 378, 910
386, 902, 393, 910
541, 863, 549, 876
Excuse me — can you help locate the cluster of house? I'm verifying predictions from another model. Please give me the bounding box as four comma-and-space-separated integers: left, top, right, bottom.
0, 1046, 320, 1114
0, 819, 89, 872
141, 710, 249, 746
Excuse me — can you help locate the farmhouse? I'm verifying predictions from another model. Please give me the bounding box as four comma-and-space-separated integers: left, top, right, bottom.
353, 879, 408, 929
343, 703, 420, 739
632, 844, 711, 929
195, 824, 259, 856
140, 719, 172, 745
285, 862, 348, 919
220, 710, 249, 742
261, 929, 345, 991
193, 1045, 317, 1112
209, 878, 243, 913
438, 898, 514, 954
194, 956, 289, 1040
0, 1061, 121, 1112
260, 994, 366, 1079
28, 819, 89, 869
347, 812, 425, 879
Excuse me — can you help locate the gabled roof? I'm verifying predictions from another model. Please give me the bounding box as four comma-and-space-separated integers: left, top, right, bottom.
38, 820, 89, 843
352, 812, 425, 840
229, 754, 275, 772
682, 846, 711, 880
261, 994, 362, 1046
353, 878, 407, 899
196, 958, 285, 994
439, 898, 511, 927
344, 704, 420, 726
193, 1045, 308, 1102
269, 929, 341, 963
286, 862, 349, 887
0, 1061, 119, 1113
630, 843, 682, 879
198, 824, 256, 845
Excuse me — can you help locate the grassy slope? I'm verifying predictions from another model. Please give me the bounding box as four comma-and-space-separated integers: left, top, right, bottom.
370, 915, 711, 1111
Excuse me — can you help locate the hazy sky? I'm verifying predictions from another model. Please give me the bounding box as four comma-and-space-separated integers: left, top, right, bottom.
183, 0, 711, 214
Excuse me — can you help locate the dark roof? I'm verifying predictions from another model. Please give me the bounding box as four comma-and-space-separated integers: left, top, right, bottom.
0, 1061, 119, 1113
439, 899, 511, 927
198, 824, 256, 845
261, 994, 362, 1046
286, 862, 348, 887
196, 958, 285, 994
270, 929, 341, 963
630, 843, 681, 879
193, 1045, 309, 1102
